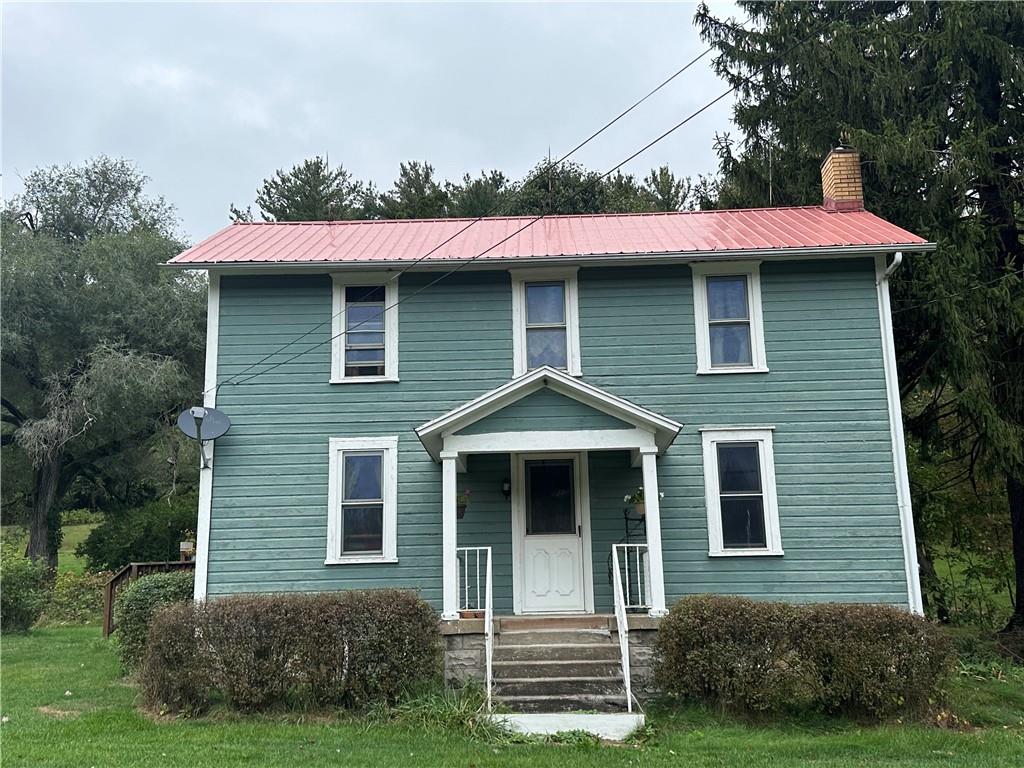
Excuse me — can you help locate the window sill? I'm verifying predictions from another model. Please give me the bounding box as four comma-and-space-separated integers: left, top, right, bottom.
708, 548, 784, 557
329, 376, 400, 385
325, 556, 399, 566
696, 366, 770, 375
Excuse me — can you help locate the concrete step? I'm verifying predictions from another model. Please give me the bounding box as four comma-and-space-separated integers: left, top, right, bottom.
492, 660, 622, 679
493, 694, 628, 714
497, 616, 611, 632
497, 629, 613, 646
493, 676, 624, 697
493, 643, 620, 662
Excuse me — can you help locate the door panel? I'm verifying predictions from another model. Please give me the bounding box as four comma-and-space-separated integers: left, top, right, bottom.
520, 457, 587, 613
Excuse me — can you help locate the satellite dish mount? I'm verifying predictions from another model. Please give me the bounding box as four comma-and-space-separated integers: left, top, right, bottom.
176, 406, 231, 469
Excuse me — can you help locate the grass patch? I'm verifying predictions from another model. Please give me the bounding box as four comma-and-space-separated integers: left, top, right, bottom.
1, 626, 1022, 767
1, 524, 96, 575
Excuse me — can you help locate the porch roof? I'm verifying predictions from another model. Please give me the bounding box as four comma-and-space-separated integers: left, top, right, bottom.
415, 366, 683, 462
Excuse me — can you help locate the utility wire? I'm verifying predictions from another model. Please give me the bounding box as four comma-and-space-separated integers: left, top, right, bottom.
225, 19, 827, 390
209, 43, 721, 394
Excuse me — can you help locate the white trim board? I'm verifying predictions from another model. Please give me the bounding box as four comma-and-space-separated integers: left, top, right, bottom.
330, 272, 399, 384
325, 436, 399, 565
690, 261, 769, 375
415, 366, 682, 461
193, 272, 220, 601
700, 427, 783, 557
510, 267, 582, 377
874, 255, 924, 615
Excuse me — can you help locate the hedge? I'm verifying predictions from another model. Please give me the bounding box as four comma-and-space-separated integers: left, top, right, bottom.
77, 495, 197, 572
0, 542, 50, 633
140, 590, 441, 713
113, 570, 194, 670
655, 595, 954, 718
41, 570, 110, 625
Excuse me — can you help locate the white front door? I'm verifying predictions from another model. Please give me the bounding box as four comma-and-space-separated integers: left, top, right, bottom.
514, 453, 592, 614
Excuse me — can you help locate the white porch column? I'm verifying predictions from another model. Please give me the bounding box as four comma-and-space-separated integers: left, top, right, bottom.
640, 447, 668, 617
441, 451, 460, 620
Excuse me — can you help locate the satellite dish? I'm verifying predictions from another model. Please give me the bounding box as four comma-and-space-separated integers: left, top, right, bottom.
176, 406, 231, 469
176, 406, 231, 441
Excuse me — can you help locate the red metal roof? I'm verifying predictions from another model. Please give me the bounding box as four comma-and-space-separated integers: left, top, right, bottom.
168, 207, 930, 266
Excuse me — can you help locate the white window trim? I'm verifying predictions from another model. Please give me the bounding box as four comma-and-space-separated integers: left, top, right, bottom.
326, 436, 399, 564
510, 267, 582, 377
331, 273, 399, 383
691, 261, 768, 374
700, 427, 783, 557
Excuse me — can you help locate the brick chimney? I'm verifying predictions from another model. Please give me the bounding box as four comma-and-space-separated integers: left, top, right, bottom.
821, 147, 864, 211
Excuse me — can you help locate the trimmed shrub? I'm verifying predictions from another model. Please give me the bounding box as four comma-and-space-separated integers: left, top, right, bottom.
140, 602, 211, 715
655, 594, 818, 712
113, 570, 194, 670
794, 603, 954, 717
655, 595, 954, 718
77, 495, 197, 572
139, 589, 442, 714
0, 542, 51, 633
42, 570, 110, 625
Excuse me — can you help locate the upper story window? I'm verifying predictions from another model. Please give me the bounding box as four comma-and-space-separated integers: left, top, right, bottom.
331, 274, 399, 383
326, 436, 398, 564
691, 262, 768, 374
511, 268, 581, 377
700, 427, 783, 557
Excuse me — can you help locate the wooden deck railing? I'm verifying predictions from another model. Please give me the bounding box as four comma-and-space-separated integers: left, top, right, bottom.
102, 560, 195, 637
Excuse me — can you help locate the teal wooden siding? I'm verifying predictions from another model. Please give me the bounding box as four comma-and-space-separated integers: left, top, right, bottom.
455, 387, 632, 435
207, 258, 909, 609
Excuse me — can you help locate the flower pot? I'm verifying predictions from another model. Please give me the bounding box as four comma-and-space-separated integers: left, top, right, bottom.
459, 609, 484, 619
456, 504, 467, 519
633, 502, 646, 517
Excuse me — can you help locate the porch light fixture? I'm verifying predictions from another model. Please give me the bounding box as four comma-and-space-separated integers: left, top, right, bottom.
501, 478, 511, 499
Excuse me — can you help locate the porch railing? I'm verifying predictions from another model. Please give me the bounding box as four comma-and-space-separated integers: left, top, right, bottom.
456, 546, 493, 710
611, 543, 649, 713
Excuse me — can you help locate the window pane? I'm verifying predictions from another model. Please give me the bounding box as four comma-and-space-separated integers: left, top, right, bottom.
526, 283, 565, 325
346, 286, 385, 303
343, 453, 382, 501
709, 323, 752, 366
707, 276, 748, 320
717, 443, 761, 493
346, 331, 385, 347
345, 365, 385, 377
721, 497, 767, 548
346, 304, 385, 332
526, 460, 575, 534
343, 505, 383, 553
526, 328, 568, 369
345, 347, 385, 364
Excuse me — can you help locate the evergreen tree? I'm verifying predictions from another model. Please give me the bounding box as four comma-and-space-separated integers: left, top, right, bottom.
446, 170, 510, 218
370, 161, 450, 219
695, 1, 1024, 627
232, 156, 364, 222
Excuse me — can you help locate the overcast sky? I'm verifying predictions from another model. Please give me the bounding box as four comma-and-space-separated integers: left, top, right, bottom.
3, 1, 741, 243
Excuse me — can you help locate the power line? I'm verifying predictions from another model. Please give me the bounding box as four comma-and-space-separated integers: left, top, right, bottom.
225, 19, 828, 390
210, 43, 721, 394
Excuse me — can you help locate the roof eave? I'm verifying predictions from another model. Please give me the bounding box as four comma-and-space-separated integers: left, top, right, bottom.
162, 241, 937, 271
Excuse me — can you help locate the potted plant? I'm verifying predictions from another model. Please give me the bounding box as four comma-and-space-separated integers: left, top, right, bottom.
623, 487, 664, 517
456, 489, 471, 519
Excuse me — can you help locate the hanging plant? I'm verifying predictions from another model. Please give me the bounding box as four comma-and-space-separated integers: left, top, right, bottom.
623, 486, 664, 517
456, 489, 471, 519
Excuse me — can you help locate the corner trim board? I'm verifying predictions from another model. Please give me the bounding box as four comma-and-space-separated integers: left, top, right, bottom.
193, 272, 219, 601
874, 255, 924, 615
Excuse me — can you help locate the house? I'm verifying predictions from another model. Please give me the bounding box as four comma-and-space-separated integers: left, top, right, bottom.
167, 148, 934, 714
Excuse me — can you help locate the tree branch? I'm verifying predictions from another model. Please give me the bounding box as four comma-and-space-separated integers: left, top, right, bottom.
1, 397, 27, 426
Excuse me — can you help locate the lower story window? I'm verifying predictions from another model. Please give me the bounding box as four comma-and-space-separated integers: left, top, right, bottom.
701, 428, 783, 556
327, 436, 398, 564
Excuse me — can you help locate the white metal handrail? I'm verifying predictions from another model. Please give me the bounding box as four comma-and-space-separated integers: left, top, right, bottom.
456, 546, 493, 710
611, 543, 641, 713
616, 542, 651, 610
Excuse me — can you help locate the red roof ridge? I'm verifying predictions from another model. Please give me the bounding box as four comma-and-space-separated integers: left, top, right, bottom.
228, 205, 837, 228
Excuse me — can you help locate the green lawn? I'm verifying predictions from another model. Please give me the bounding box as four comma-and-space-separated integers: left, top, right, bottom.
1, 627, 1021, 767
1, 524, 96, 574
